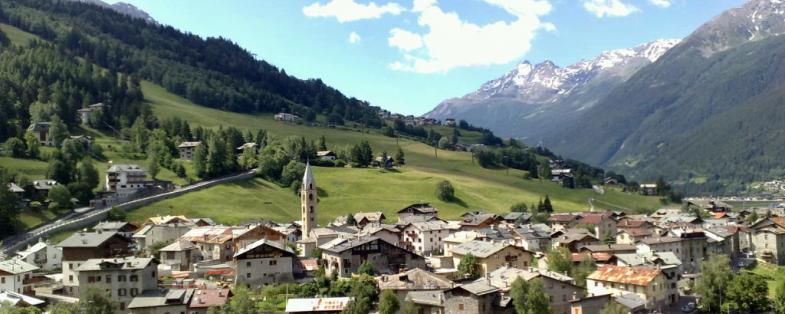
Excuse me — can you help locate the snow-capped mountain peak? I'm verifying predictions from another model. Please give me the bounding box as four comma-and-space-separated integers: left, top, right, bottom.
465, 39, 680, 102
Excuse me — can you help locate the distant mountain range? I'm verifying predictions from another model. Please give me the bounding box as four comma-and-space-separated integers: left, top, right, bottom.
428, 0, 785, 194
426, 39, 679, 141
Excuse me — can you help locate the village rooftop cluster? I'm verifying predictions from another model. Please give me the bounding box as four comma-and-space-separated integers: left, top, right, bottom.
0, 162, 781, 313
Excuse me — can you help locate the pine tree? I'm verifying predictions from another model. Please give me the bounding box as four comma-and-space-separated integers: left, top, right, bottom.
193, 141, 208, 178
543, 195, 554, 212
206, 136, 227, 177
77, 159, 99, 189
318, 135, 327, 150
48, 116, 68, 147
394, 146, 405, 167
379, 289, 400, 314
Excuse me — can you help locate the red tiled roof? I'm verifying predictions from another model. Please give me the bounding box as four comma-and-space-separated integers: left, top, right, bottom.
206, 268, 234, 276
189, 289, 232, 308
620, 228, 652, 237
572, 252, 614, 263
299, 258, 319, 271
617, 220, 648, 228
577, 213, 612, 225
772, 217, 785, 228
549, 214, 580, 223
588, 265, 661, 286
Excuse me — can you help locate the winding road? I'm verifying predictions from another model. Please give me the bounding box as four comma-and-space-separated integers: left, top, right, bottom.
2, 169, 256, 256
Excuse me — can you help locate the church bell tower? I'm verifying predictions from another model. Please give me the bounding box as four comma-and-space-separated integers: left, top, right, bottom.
301, 162, 317, 237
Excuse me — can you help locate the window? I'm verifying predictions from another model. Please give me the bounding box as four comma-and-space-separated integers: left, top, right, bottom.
0, 278, 4, 284
68, 275, 73, 282
269, 260, 277, 266
246, 273, 251, 278
118, 289, 126, 296
118, 275, 126, 282
246, 261, 251, 267
87, 276, 96, 283
106, 275, 111, 283
130, 288, 138, 297
130, 275, 138, 282
458, 304, 464, 310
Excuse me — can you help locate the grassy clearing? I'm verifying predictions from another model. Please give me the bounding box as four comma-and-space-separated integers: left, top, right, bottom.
0, 23, 40, 46
47, 227, 81, 244
749, 262, 785, 298
16, 207, 68, 229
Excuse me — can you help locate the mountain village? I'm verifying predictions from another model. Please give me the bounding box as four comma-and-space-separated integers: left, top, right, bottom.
0, 157, 780, 313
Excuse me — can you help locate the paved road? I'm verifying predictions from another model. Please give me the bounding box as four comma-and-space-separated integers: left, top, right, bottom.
1, 169, 255, 256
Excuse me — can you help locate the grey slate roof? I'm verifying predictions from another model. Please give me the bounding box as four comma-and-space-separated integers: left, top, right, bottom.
455, 281, 499, 296
58, 231, 124, 248
160, 240, 198, 252
94, 221, 134, 231
107, 164, 145, 173
406, 290, 445, 306
127, 289, 193, 309
450, 240, 509, 258
0, 259, 38, 274
75, 257, 154, 272
233, 239, 295, 258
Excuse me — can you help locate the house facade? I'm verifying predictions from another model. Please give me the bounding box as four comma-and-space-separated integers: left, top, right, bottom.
402, 221, 451, 256
58, 231, 134, 296
177, 141, 201, 160
587, 265, 675, 311
321, 236, 426, 278
0, 259, 38, 294
105, 164, 148, 198
27, 122, 52, 146
233, 239, 297, 286
14, 239, 61, 271
449, 241, 533, 277
75, 257, 158, 312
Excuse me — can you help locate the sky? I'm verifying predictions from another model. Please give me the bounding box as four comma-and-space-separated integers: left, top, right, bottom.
106, 0, 745, 115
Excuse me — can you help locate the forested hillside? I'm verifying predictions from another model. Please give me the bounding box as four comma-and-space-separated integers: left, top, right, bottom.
0, 0, 382, 128
545, 23, 785, 194
539, 0, 785, 194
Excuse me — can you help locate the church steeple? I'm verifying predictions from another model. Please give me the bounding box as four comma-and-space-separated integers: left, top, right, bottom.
301, 161, 317, 237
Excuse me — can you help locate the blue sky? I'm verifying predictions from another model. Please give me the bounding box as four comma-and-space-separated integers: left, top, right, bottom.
106, 0, 744, 115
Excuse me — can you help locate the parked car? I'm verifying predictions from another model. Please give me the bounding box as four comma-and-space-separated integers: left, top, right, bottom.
737, 258, 756, 269
681, 301, 696, 313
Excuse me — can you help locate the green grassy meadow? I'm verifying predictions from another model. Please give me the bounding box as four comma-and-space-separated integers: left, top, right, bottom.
0, 23, 40, 46
131, 81, 665, 224
749, 262, 785, 298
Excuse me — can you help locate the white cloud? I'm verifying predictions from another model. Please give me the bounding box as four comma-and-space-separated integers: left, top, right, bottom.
388, 28, 423, 51
582, 0, 639, 18
303, 0, 405, 23
648, 0, 671, 8
348, 31, 362, 44
388, 0, 554, 73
